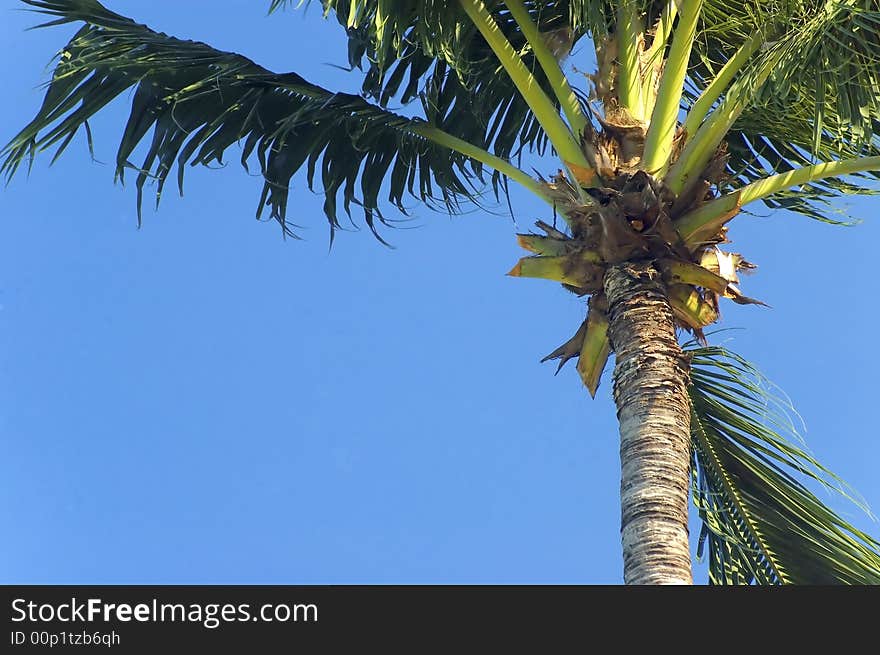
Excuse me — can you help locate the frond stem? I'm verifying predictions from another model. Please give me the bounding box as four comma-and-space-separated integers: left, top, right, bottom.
676, 155, 880, 244
644, 0, 679, 63
681, 30, 764, 141
665, 46, 782, 196
457, 0, 591, 172
616, 1, 646, 121
641, 0, 703, 175
503, 0, 589, 139
414, 123, 552, 205
641, 0, 680, 119
689, 402, 787, 583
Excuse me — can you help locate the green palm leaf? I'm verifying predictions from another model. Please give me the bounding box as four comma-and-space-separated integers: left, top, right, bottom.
305, 1, 880, 221
687, 344, 880, 584
685, 1, 880, 220
301, 1, 581, 164
1, 0, 498, 240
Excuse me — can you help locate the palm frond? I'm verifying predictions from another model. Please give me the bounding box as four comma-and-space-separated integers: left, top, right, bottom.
685, 1, 880, 220
271, 1, 880, 225
2, 0, 495, 240
686, 344, 880, 585
320, 1, 580, 165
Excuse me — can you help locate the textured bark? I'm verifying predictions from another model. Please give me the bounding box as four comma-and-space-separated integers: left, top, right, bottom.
605, 262, 692, 585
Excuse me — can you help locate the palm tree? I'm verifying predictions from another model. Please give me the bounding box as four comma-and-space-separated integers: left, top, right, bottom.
5, 0, 880, 584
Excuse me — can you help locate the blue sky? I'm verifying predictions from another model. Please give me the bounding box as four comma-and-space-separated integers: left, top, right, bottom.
1, 1, 878, 584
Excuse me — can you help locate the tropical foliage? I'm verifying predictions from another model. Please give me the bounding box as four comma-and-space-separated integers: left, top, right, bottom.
5, 0, 880, 583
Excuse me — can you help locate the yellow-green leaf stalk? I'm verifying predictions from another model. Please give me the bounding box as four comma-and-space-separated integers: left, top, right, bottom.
458, 0, 591, 174
516, 233, 575, 256
507, 249, 603, 287
676, 156, 880, 244
674, 192, 741, 246
665, 46, 782, 196
641, 0, 680, 119
641, 0, 703, 176
680, 30, 764, 142
668, 284, 718, 328
644, 0, 679, 65
503, 0, 589, 139
413, 123, 552, 205
657, 259, 729, 294
577, 309, 610, 398
616, 0, 647, 122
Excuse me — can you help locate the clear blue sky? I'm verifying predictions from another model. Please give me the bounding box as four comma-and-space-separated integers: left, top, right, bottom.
1, 1, 878, 584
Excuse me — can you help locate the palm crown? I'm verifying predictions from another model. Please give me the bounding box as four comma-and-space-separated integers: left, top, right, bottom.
5, 0, 880, 584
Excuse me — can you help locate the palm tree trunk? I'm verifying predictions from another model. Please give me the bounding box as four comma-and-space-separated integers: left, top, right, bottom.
604, 262, 692, 584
